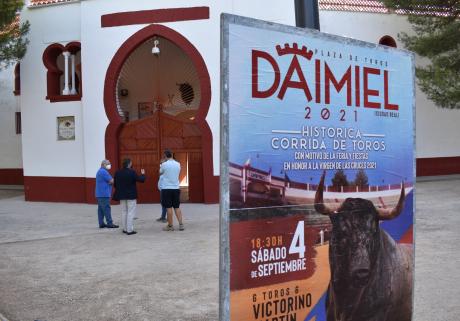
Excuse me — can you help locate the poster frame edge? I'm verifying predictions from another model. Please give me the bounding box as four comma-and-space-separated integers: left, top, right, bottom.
219, 12, 231, 321
218, 13, 417, 321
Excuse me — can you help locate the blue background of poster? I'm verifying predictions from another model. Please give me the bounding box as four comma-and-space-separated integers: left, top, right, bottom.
228, 23, 414, 186
225, 17, 415, 321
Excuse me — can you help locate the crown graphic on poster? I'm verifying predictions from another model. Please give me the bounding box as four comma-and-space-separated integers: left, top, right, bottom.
276, 42, 313, 60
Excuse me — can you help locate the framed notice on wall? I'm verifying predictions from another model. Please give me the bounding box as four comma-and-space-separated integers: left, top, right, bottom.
57, 116, 75, 141
220, 14, 415, 321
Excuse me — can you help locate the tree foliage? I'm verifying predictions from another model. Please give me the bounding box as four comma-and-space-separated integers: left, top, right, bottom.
331, 169, 349, 189
354, 169, 369, 187
383, 0, 460, 109
0, 0, 29, 68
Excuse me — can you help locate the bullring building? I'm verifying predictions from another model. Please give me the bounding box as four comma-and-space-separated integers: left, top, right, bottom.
0, 0, 458, 203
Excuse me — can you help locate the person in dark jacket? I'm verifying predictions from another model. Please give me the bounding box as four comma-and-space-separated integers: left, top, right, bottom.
113, 158, 145, 235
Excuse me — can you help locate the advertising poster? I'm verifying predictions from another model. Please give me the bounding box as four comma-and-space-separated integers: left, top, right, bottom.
220, 14, 415, 321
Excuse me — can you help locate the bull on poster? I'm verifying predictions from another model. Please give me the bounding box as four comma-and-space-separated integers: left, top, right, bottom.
220, 14, 415, 321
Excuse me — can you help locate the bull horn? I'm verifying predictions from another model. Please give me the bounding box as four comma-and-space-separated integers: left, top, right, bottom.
314, 171, 337, 215
377, 183, 406, 220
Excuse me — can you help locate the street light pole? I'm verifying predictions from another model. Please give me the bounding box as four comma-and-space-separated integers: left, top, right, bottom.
294, 0, 320, 30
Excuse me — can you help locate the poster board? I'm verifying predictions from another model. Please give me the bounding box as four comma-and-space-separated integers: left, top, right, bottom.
220, 14, 415, 321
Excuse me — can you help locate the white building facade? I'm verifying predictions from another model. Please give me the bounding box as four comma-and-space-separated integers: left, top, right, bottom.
0, 63, 22, 185
0, 0, 458, 203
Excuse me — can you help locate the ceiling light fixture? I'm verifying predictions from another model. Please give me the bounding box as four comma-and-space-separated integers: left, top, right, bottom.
152, 39, 160, 56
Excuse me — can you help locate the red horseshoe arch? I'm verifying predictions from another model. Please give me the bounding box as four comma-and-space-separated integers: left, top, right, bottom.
103, 24, 218, 203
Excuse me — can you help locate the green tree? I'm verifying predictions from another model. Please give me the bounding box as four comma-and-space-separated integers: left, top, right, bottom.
383, 0, 460, 109
354, 169, 369, 188
0, 0, 29, 68
331, 169, 349, 190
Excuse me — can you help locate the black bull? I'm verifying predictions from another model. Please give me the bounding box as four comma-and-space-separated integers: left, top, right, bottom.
314, 172, 413, 321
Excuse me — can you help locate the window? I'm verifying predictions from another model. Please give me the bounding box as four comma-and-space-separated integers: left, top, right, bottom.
15, 112, 21, 134
379, 35, 397, 48
13, 63, 20, 96
42, 42, 81, 102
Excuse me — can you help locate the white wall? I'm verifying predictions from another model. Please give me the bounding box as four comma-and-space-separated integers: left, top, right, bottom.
231, 0, 296, 24
319, 10, 460, 158
21, 1, 458, 182
80, 0, 296, 178
0, 65, 22, 168
20, 2, 85, 177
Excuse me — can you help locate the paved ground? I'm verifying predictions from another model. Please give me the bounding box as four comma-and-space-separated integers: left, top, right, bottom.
0, 176, 459, 321
0, 192, 219, 321
412, 176, 460, 321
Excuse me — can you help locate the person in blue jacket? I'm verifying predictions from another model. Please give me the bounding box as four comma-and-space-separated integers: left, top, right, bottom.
113, 158, 146, 235
95, 159, 118, 229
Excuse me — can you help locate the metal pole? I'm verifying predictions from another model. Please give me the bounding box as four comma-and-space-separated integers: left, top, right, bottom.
294, 0, 320, 30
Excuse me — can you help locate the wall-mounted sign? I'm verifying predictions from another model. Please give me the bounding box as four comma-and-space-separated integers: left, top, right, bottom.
57, 116, 75, 141
220, 14, 415, 321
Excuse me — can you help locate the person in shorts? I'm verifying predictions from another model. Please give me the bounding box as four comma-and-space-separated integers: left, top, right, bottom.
159, 150, 184, 231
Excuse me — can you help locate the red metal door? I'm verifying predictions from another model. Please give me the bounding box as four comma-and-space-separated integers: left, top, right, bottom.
188, 152, 204, 202
118, 113, 160, 203
118, 110, 204, 203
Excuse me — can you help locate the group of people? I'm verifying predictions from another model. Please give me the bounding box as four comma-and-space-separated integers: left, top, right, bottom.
95, 149, 184, 235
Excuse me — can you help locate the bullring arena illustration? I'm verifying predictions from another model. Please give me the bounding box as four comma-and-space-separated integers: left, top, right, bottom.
229, 163, 414, 321
229, 162, 413, 210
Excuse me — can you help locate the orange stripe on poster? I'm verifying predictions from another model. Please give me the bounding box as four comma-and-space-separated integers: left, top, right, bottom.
230, 244, 330, 321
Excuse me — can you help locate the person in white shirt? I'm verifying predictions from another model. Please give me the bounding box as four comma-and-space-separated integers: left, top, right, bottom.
159, 150, 184, 231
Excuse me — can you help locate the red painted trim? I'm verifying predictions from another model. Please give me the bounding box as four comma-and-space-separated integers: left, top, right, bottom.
24, 176, 86, 203
20, 154, 460, 203
85, 178, 97, 204
18, 160, 459, 204
417, 156, 460, 176
0, 169, 24, 185
43, 43, 65, 72
101, 7, 209, 28
24, 177, 97, 203
66, 41, 81, 54
23, 176, 107, 204
103, 24, 218, 204
49, 94, 82, 102
42, 42, 81, 101
43, 43, 64, 98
